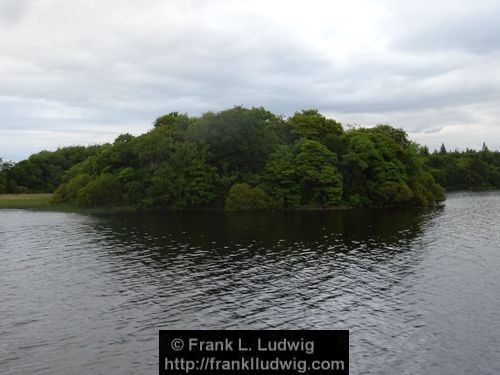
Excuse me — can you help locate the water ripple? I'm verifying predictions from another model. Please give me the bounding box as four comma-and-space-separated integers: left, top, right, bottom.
1, 193, 499, 374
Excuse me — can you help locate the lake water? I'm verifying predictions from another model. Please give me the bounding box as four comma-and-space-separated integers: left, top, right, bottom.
1, 191, 499, 374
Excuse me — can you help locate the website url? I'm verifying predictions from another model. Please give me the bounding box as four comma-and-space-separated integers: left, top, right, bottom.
165, 356, 345, 374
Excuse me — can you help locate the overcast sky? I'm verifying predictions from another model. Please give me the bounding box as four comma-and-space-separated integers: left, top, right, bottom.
1, 0, 500, 160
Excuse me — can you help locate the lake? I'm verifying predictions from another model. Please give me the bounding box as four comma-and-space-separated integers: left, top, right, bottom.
1, 191, 499, 374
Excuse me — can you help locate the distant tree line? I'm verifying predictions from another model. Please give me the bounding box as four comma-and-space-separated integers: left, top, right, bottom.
425, 143, 500, 190
0, 107, 465, 210
0, 145, 102, 194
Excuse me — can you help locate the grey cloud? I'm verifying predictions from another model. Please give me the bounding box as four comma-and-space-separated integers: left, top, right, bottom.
0, 0, 37, 24
387, 3, 500, 54
423, 127, 443, 134
1, 0, 500, 160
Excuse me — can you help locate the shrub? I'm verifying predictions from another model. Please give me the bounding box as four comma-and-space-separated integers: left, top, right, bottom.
372, 181, 413, 206
52, 173, 91, 203
77, 174, 124, 207
225, 183, 276, 211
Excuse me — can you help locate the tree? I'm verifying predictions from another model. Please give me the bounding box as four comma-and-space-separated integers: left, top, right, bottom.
0, 159, 12, 193
288, 109, 343, 140
2, 146, 101, 193
419, 145, 430, 157
154, 112, 192, 130
340, 130, 383, 204
264, 145, 301, 208
144, 143, 218, 209
225, 183, 275, 211
188, 107, 283, 177
294, 139, 343, 206
77, 174, 124, 207
264, 140, 344, 208
6, 106, 456, 209
439, 143, 447, 154
287, 109, 344, 153
341, 125, 444, 206
52, 174, 92, 203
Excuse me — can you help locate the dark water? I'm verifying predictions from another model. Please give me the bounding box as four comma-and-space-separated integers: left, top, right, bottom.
1, 191, 499, 374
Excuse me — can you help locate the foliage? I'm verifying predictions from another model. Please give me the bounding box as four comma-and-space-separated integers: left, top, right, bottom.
188, 106, 284, 177
143, 143, 218, 209
263, 139, 344, 208
294, 139, 343, 206
52, 174, 92, 203
77, 174, 124, 207
339, 126, 444, 207
3, 106, 472, 210
225, 183, 276, 211
288, 109, 343, 150
0, 159, 9, 193
0, 146, 101, 193
427, 147, 500, 190
264, 145, 301, 208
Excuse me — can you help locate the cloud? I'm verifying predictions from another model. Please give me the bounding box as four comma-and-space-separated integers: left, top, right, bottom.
0, 0, 37, 24
385, 0, 500, 54
1, 0, 500, 160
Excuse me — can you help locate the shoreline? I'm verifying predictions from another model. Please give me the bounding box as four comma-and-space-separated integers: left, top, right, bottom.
0, 193, 447, 214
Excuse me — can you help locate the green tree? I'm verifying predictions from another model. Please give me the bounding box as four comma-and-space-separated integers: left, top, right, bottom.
288, 109, 344, 153
341, 130, 382, 205
153, 112, 192, 139
439, 143, 447, 154
225, 183, 275, 211
77, 174, 124, 207
5, 107, 457, 210
52, 173, 92, 203
294, 139, 343, 206
144, 143, 218, 209
264, 145, 301, 208
264, 140, 343, 207
188, 106, 282, 177
0, 159, 11, 193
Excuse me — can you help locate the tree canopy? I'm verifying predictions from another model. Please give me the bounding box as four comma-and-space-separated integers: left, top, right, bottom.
1, 106, 460, 210
426, 146, 500, 190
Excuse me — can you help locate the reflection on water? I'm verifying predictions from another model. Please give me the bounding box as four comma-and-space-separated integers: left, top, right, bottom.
1, 191, 499, 374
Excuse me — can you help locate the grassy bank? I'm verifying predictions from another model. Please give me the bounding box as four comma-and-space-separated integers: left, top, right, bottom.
0, 194, 137, 213
0, 194, 53, 209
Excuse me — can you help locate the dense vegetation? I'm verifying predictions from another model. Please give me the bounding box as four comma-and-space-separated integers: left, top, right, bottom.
0, 145, 102, 194
426, 143, 500, 190
3, 106, 482, 211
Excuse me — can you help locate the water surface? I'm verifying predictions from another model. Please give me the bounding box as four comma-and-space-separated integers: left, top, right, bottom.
1, 191, 499, 374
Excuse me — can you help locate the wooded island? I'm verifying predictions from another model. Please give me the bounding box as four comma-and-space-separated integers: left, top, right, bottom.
1, 107, 499, 210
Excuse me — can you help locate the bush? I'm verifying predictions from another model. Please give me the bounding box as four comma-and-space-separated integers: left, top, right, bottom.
52, 173, 91, 203
225, 183, 276, 211
409, 172, 445, 206
372, 181, 413, 206
77, 174, 124, 207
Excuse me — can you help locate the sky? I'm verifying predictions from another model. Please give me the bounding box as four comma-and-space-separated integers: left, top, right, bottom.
1, 0, 500, 161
